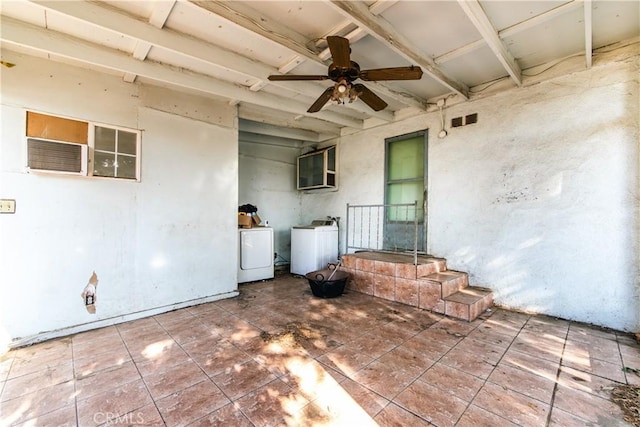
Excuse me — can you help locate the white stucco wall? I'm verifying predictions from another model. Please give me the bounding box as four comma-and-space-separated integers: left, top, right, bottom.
0, 51, 239, 347
302, 55, 639, 332
238, 141, 302, 264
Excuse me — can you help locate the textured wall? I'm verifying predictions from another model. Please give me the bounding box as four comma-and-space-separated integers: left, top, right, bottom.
302, 54, 639, 332
0, 51, 239, 346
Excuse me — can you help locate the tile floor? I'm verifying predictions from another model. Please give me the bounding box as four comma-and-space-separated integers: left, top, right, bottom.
1, 273, 638, 426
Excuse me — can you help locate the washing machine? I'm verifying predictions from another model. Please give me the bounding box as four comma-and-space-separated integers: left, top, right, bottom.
290, 220, 339, 276
238, 227, 274, 283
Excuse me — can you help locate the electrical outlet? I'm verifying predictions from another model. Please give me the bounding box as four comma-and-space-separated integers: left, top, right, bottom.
0, 199, 16, 214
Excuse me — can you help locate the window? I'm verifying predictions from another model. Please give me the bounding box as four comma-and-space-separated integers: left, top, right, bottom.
297, 146, 336, 190
93, 125, 138, 179
26, 111, 140, 180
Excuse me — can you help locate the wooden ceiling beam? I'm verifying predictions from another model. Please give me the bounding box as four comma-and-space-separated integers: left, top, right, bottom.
457, 0, 521, 86
188, 0, 427, 110
327, 0, 470, 99
238, 104, 342, 138
0, 16, 364, 129
123, 1, 176, 83
436, 0, 583, 65
30, 0, 390, 122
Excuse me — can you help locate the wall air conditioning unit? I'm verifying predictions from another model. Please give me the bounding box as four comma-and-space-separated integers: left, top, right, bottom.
297, 145, 337, 190
27, 138, 87, 175
25, 111, 89, 176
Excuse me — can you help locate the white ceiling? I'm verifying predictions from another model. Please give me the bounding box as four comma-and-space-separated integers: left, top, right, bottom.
1, 0, 638, 143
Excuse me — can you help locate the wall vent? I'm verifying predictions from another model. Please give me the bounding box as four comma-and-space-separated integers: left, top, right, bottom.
451, 113, 478, 128
465, 113, 478, 125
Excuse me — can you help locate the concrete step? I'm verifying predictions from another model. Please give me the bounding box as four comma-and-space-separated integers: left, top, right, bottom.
443, 287, 493, 321
422, 271, 468, 298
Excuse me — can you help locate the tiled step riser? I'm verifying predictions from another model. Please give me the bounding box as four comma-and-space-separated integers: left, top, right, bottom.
342, 269, 449, 311
342, 256, 447, 280
340, 253, 493, 322
445, 292, 493, 321
422, 272, 468, 299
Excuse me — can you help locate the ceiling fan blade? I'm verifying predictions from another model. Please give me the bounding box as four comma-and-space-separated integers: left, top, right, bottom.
268, 75, 329, 81
307, 87, 334, 113
353, 84, 388, 111
359, 66, 423, 81
327, 36, 351, 69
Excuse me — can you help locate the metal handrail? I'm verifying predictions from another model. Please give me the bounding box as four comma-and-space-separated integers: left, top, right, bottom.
346, 201, 422, 265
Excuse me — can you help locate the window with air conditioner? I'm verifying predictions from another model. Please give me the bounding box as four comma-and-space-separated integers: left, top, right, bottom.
297, 145, 336, 190
25, 111, 140, 180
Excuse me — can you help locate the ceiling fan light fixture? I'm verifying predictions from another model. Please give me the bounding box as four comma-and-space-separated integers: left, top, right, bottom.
331, 79, 352, 104
269, 36, 421, 113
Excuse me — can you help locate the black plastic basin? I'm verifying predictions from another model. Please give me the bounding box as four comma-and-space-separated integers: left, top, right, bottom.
305, 268, 349, 298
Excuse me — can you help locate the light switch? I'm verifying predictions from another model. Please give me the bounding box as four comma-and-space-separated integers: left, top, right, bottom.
0, 199, 16, 213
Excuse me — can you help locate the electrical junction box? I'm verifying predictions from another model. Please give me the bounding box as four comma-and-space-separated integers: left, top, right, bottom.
0, 199, 16, 213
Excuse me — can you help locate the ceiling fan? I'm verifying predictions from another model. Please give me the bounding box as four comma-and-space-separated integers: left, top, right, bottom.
268, 36, 423, 113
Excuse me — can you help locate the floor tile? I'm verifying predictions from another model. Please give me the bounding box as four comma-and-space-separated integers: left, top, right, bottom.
376, 344, 435, 377
487, 362, 556, 403
500, 348, 560, 381
351, 359, 417, 400
401, 328, 462, 361
374, 402, 433, 427
466, 326, 516, 349
394, 379, 468, 427
74, 343, 132, 378
75, 361, 140, 401
335, 378, 389, 417
296, 384, 379, 427
143, 359, 208, 400
0, 380, 76, 426
509, 332, 564, 363
184, 338, 251, 377
72, 327, 125, 359
456, 404, 519, 427
345, 332, 399, 359
316, 345, 375, 378
122, 403, 166, 426
162, 319, 218, 346
419, 362, 484, 402
234, 378, 309, 426
564, 338, 622, 365
134, 344, 192, 378
11, 403, 77, 427
77, 378, 153, 426
553, 381, 631, 426
0, 355, 13, 383
187, 403, 253, 427
8, 341, 72, 379
1, 361, 73, 401
153, 308, 196, 327
155, 380, 229, 427
562, 355, 626, 383
471, 382, 550, 427
211, 359, 277, 400
557, 365, 624, 399
440, 347, 499, 379
548, 406, 596, 427
2, 272, 636, 427
277, 358, 344, 403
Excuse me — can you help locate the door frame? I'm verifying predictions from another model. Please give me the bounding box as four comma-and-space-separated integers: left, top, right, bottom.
383, 130, 428, 253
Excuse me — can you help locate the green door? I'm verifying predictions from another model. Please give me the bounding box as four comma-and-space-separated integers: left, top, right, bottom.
384, 131, 427, 252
